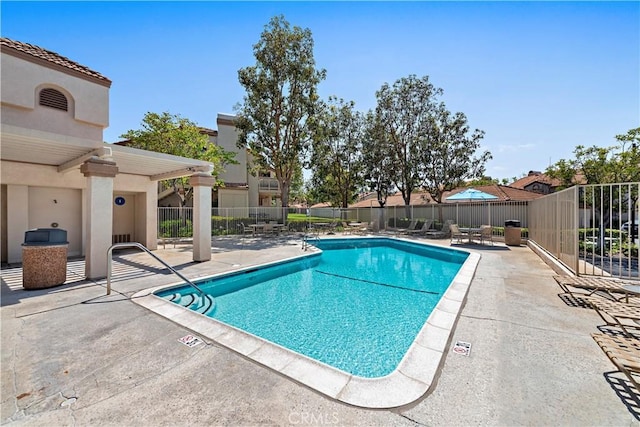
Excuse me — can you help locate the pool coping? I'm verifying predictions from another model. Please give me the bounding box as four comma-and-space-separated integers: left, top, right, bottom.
131, 237, 480, 409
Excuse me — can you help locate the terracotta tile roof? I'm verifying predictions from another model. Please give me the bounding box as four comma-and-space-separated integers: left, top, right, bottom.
348, 184, 543, 207
442, 184, 544, 202
1, 37, 111, 86
199, 127, 218, 137
510, 172, 561, 190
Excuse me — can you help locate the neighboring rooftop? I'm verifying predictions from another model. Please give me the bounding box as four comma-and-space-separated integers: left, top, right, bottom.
510, 171, 562, 192
0, 37, 111, 86
349, 185, 544, 208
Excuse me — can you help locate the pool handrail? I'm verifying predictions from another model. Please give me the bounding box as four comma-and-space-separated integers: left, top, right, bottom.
106, 242, 206, 297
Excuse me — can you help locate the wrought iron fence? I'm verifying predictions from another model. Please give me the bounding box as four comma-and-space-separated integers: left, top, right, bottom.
529, 183, 639, 279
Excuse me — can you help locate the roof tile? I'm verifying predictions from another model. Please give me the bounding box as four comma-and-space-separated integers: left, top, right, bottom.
1, 37, 111, 85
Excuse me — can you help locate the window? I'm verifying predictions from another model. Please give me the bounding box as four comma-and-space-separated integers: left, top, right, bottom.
39, 88, 68, 111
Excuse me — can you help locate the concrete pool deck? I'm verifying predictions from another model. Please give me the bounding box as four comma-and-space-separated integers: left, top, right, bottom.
2, 235, 638, 425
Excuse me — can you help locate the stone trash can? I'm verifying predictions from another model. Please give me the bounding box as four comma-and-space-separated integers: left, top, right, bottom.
22, 228, 68, 290
504, 220, 522, 246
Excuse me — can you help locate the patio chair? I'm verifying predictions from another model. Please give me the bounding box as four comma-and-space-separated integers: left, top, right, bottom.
262, 223, 278, 236
405, 219, 434, 236
425, 220, 455, 239
341, 221, 354, 235
478, 225, 494, 245
582, 296, 640, 338
449, 223, 465, 244
591, 333, 640, 391
553, 275, 640, 303
240, 223, 254, 237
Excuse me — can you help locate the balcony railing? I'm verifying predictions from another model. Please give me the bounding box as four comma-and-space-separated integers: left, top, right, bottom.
258, 178, 279, 192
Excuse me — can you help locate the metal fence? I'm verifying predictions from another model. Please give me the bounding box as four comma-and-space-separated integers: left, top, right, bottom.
158, 201, 529, 239
529, 183, 639, 279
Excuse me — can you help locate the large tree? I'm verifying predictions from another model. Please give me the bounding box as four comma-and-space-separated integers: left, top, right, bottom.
421, 104, 490, 203
235, 15, 326, 220
361, 110, 395, 207
120, 111, 235, 207
374, 75, 443, 218
310, 97, 364, 208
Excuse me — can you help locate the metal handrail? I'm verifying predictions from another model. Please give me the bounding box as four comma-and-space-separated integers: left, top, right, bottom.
106, 242, 205, 297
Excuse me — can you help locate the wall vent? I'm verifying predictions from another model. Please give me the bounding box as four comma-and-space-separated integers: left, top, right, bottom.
112, 234, 131, 244
39, 88, 68, 111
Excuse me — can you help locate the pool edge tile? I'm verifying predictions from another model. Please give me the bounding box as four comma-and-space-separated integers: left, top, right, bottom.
280, 357, 351, 399
130, 237, 482, 410
338, 372, 427, 409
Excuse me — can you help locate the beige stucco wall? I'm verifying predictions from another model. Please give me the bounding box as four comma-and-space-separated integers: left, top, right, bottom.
216, 113, 247, 185
1, 160, 158, 263
28, 187, 82, 256
1, 53, 109, 132
218, 188, 249, 210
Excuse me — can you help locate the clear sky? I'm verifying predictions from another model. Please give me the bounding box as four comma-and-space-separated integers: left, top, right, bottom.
2, 1, 638, 182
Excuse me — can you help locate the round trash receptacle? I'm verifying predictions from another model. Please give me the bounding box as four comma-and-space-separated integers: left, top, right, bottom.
22, 228, 68, 289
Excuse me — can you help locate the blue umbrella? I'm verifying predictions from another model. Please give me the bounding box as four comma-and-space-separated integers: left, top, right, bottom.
446, 188, 499, 202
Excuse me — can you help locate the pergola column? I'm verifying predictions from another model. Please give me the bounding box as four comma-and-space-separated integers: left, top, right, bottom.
189, 172, 215, 262
81, 157, 118, 279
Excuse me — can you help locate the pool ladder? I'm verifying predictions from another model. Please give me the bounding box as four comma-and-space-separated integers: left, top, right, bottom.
106, 243, 212, 312
302, 226, 319, 251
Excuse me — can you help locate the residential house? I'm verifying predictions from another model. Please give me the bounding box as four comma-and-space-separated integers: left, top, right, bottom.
510, 171, 562, 195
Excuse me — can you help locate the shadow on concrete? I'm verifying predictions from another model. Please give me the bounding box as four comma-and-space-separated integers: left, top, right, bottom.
557, 292, 597, 309
603, 371, 640, 421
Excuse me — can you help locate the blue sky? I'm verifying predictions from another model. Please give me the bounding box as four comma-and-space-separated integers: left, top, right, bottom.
2, 1, 638, 182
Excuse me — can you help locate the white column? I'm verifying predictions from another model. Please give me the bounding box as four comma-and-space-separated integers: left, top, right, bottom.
189, 172, 215, 262
81, 158, 118, 279
6, 185, 29, 264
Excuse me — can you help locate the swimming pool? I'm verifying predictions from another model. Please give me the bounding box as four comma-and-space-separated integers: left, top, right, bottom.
157, 238, 467, 378
139, 237, 480, 408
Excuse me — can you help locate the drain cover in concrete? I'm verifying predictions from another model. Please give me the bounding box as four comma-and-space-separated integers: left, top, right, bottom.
178, 334, 202, 348
453, 341, 471, 356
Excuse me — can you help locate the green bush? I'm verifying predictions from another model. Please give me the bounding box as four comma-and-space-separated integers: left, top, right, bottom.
159, 219, 192, 238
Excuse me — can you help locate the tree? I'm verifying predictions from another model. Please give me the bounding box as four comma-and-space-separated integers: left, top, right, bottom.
375, 75, 443, 218
546, 127, 640, 186
546, 127, 640, 244
120, 111, 236, 207
361, 110, 395, 207
310, 97, 364, 208
235, 15, 326, 221
421, 104, 490, 204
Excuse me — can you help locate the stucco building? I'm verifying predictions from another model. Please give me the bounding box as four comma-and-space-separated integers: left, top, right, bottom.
1, 38, 215, 278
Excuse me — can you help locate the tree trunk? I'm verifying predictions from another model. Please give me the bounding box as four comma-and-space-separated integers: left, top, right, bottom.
280, 180, 290, 224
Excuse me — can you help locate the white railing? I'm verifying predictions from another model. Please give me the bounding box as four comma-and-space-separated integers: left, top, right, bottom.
158, 202, 529, 239
529, 183, 639, 279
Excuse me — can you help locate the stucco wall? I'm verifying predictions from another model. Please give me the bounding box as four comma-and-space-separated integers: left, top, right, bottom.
1, 160, 158, 263
0, 53, 109, 131
216, 113, 247, 185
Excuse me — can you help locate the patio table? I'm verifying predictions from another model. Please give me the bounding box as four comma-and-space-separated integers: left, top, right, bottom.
459, 227, 482, 244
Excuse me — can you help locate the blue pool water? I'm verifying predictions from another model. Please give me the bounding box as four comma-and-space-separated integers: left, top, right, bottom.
157, 238, 468, 378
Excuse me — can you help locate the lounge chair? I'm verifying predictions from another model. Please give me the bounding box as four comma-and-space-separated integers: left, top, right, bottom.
553, 275, 640, 303
426, 220, 455, 239
449, 223, 465, 244
405, 219, 434, 235
582, 296, 640, 338
591, 333, 640, 391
